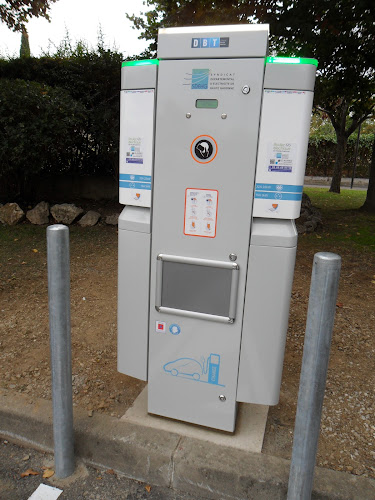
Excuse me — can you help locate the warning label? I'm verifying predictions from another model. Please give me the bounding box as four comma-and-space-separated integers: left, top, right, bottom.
184, 189, 218, 238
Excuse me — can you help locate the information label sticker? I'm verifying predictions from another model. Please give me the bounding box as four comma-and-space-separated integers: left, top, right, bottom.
267, 142, 297, 173
184, 188, 218, 238
125, 136, 144, 164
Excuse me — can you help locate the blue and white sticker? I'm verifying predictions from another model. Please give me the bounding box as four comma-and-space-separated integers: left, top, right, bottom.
267, 142, 296, 173
169, 324, 181, 335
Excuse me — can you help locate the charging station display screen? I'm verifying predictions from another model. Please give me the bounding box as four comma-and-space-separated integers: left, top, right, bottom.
161, 261, 232, 316
195, 99, 218, 109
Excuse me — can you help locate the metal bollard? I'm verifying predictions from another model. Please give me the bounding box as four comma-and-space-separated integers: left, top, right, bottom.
47, 224, 75, 478
287, 252, 341, 500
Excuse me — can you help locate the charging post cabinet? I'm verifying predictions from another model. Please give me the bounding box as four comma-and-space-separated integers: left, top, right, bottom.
118, 25, 317, 432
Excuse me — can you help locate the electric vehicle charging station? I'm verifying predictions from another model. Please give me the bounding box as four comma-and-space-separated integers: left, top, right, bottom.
117, 25, 317, 432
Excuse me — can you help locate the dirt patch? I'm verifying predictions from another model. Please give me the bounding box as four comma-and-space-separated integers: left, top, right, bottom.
0, 215, 374, 479
0, 224, 145, 419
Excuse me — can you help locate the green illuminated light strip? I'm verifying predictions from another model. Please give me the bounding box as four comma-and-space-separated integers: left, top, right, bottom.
122, 59, 159, 67
266, 56, 318, 67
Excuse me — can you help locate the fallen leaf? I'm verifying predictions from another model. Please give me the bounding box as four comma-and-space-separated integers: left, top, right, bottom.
22, 455, 30, 461
32, 249, 38, 253
106, 469, 115, 475
145, 485, 151, 493
21, 469, 39, 478
336, 302, 343, 308
43, 469, 55, 479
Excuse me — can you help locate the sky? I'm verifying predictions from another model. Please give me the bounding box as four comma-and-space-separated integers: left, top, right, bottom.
0, 0, 149, 58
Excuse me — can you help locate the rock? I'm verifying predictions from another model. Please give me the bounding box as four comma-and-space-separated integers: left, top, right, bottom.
26, 201, 50, 225
105, 214, 119, 226
0, 203, 25, 225
296, 194, 323, 234
78, 210, 101, 227
50, 203, 84, 225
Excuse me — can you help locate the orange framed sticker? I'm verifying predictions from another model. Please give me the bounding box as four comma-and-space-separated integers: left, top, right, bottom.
190, 135, 218, 164
184, 188, 218, 238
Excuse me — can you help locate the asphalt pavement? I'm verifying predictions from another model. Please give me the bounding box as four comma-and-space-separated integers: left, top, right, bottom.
0, 439, 207, 500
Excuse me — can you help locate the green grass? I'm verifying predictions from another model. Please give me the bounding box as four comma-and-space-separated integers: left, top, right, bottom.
303, 187, 367, 211
302, 188, 375, 252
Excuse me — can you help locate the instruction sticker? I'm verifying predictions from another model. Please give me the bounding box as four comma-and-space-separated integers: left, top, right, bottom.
267, 142, 297, 173
184, 188, 218, 238
125, 136, 144, 164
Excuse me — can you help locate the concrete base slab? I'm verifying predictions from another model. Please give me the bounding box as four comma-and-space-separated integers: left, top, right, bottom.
121, 386, 269, 453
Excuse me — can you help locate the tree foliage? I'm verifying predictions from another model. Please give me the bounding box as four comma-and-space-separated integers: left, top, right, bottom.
0, 78, 86, 198
0, 0, 57, 31
0, 38, 123, 200
129, 0, 375, 192
20, 27, 30, 57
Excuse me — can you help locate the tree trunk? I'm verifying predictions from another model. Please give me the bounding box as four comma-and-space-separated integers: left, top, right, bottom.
330, 131, 347, 194
361, 137, 375, 213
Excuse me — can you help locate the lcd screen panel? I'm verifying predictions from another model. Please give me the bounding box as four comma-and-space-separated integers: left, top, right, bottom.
161, 261, 232, 317
195, 99, 218, 109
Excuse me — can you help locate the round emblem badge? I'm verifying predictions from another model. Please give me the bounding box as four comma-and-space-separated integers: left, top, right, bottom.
169, 324, 181, 335
190, 135, 218, 164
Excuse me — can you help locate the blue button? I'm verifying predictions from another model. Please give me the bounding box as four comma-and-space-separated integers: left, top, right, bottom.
169, 324, 181, 335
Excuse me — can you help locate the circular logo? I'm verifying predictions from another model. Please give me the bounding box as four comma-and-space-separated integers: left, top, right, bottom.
191, 135, 218, 164
169, 324, 181, 335
194, 140, 213, 160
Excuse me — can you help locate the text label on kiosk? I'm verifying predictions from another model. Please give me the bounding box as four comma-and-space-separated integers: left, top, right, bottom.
191, 37, 230, 48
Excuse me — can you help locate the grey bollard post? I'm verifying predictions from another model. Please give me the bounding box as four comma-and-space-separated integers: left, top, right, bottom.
47, 224, 75, 478
287, 252, 341, 500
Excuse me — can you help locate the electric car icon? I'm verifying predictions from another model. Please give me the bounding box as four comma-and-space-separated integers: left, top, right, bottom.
163, 358, 203, 380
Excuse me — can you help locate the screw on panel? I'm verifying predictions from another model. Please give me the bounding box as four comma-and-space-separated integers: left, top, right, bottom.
242, 85, 250, 94
219, 395, 226, 402
229, 253, 237, 261
186, 113, 191, 119
221, 113, 227, 119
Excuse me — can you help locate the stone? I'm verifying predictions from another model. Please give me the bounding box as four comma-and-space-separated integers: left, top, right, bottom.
0, 203, 25, 225
26, 201, 50, 225
78, 210, 101, 227
50, 203, 84, 225
296, 193, 323, 234
105, 214, 119, 226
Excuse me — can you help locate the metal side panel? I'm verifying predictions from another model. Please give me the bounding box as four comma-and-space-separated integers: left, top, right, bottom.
117, 223, 151, 381
121, 64, 157, 90
237, 243, 296, 405
253, 89, 314, 219
264, 63, 316, 91
119, 89, 155, 207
